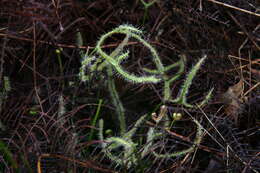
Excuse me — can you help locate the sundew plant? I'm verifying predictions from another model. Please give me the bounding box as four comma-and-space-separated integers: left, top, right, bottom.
78, 24, 213, 169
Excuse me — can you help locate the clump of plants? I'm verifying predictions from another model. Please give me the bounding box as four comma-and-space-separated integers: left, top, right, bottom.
78, 24, 213, 169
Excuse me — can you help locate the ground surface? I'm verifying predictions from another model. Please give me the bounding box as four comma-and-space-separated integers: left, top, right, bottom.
0, 0, 259, 172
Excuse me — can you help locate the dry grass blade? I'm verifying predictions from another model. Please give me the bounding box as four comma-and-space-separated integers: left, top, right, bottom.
37, 153, 114, 173
206, 0, 260, 17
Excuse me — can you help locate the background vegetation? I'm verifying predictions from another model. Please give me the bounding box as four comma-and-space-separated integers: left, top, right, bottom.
0, 0, 259, 172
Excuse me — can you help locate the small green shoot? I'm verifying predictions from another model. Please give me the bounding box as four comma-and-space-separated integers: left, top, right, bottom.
140, 0, 158, 24
0, 140, 18, 171
88, 99, 103, 141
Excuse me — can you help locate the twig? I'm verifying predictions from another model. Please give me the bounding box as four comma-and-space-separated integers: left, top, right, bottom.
206, 0, 260, 17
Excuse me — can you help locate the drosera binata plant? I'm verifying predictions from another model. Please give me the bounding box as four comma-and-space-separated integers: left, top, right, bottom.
78, 24, 213, 169
91, 24, 213, 106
